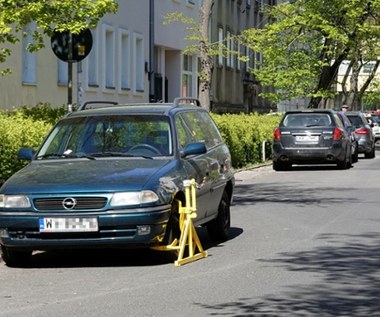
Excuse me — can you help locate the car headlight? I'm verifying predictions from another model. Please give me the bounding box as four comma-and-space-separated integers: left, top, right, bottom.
110, 191, 159, 207
0, 195, 31, 208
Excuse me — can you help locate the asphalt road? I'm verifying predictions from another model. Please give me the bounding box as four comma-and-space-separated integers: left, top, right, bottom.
0, 152, 380, 317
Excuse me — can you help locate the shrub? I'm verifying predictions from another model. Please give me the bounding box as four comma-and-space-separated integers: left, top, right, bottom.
212, 113, 281, 168
0, 112, 52, 181
7, 103, 67, 125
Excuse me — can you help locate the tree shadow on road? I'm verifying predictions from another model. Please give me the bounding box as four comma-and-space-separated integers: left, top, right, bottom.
233, 181, 358, 206
195, 232, 380, 316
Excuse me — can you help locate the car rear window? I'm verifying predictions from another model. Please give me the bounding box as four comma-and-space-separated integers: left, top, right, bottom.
346, 115, 364, 127
282, 113, 332, 128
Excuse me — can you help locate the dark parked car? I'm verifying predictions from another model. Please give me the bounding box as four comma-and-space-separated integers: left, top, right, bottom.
336, 111, 359, 163
345, 111, 375, 158
272, 110, 353, 171
0, 98, 235, 266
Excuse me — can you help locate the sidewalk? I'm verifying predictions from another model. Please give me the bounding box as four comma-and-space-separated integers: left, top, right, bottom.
234, 163, 273, 182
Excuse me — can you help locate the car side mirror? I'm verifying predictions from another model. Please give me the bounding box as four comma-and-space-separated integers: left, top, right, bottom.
18, 148, 35, 160
182, 142, 207, 158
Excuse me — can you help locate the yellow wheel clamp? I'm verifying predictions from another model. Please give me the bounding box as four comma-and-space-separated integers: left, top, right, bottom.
151, 179, 208, 266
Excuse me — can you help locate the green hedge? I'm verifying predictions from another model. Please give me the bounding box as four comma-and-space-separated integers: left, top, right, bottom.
0, 105, 281, 181
0, 104, 67, 182
0, 113, 53, 181
212, 113, 281, 168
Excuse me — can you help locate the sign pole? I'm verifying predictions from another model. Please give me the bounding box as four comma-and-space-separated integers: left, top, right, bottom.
67, 32, 73, 113
51, 28, 92, 112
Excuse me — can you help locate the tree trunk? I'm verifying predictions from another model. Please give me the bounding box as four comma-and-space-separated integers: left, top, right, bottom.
198, 0, 213, 112
356, 60, 380, 111
346, 58, 360, 110
308, 56, 346, 108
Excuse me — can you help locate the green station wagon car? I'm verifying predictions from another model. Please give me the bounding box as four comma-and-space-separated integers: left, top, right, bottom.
0, 98, 234, 266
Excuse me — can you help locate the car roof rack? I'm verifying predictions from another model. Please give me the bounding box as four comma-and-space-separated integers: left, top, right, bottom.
173, 97, 202, 108
77, 101, 119, 111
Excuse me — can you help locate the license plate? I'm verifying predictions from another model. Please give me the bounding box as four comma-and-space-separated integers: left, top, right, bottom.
39, 218, 98, 233
295, 135, 319, 142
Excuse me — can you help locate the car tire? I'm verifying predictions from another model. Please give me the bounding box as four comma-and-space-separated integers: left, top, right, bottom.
273, 161, 291, 171
352, 146, 359, 163
365, 146, 375, 159
206, 191, 231, 241
337, 154, 351, 170
1, 245, 32, 267
162, 199, 182, 246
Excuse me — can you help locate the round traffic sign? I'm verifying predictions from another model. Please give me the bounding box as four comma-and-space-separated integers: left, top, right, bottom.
51, 29, 93, 63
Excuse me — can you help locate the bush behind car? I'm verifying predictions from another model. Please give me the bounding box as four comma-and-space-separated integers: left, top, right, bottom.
212, 113, 281, 168
0, 105, 281, 181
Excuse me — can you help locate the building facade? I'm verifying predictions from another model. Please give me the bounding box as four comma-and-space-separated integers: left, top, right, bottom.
210, 0, 277, 113
0, 0, 200, 110
0, 0, 278, 113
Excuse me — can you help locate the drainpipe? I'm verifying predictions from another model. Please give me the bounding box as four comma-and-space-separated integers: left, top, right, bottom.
149, 0, 155, 102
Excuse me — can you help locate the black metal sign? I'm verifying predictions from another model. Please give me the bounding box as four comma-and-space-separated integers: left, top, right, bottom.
51, 29, 93, 63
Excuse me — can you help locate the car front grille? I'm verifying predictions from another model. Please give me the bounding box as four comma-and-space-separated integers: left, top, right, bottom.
34, 197, 107, 211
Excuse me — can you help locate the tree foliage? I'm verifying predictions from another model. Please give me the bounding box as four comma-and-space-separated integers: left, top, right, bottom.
164, 0, 219, 111
239, 0, 380, 108
0, 0, 118, 73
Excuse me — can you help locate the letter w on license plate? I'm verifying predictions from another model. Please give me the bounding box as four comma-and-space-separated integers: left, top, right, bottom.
39, 218, 98, 233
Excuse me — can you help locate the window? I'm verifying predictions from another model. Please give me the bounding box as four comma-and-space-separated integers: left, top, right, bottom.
119, 29, 131, 90
245, 46, 250, 72
57, 60, 68, 84
87, 28, 99, 87
363, 62, 375, 74
237, 41, 241, 71
176, 111, 222, 149
182, 55, 193, 97
133, 33, 144, 92
22, 23, 36, 84
255, 51, 263, 69
218, 27, 224, 66
226, 31, 231, 68
104, 25, 115, 89
227, 31, 235, 69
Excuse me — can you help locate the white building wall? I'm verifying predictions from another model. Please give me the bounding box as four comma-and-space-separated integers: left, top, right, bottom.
153, 0, 200, 101
79, 0, 150, 106
0, 0, 200, 110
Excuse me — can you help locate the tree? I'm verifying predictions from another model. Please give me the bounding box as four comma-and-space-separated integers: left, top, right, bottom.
197, 0, 214, 111
164, 0, 218, 111
239, 0, 380, 109
0, 0, 118, 74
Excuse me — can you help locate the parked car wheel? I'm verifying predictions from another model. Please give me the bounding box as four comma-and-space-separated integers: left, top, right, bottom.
352, 146, 359, 163
273, 161, 291, 171
365, 146, 376, 159
337, 152, 351, 170
1, 245, 31, 267
206, 191, 231, 241
162, 199, 182, 246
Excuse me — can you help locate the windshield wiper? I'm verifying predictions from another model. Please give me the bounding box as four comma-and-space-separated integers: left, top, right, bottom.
37, 153, 96, 160
91, 152, 153, 159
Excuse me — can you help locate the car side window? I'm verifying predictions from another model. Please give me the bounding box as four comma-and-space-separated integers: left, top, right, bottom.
175, 115, 193, 150
176, 111, 223, 149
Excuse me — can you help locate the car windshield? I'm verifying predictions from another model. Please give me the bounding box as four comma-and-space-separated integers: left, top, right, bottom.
37, 115, 173, 159
282, 113, 332, 128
